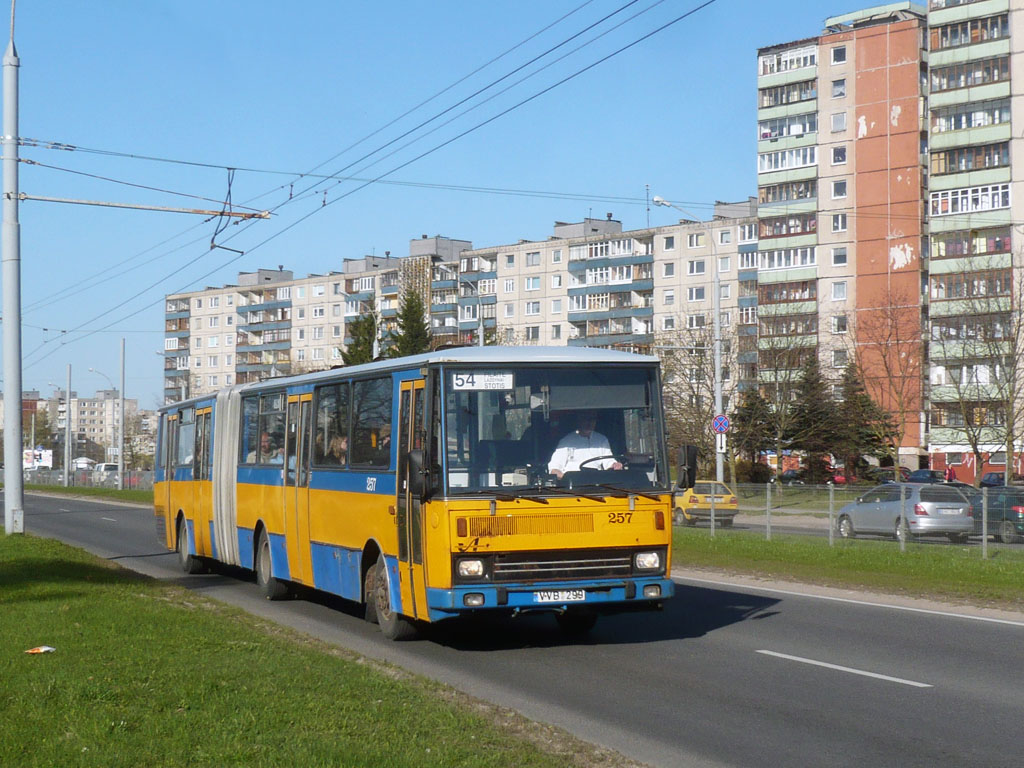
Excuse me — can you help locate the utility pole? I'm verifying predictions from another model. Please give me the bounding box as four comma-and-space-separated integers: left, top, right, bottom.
119, 338, 125, 490
64, 365, 71, 487
2, 6, 23, 533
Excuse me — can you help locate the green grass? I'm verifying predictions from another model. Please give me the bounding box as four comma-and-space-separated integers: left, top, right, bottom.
672, 527, 1024, 610
0, 534, 617, 768
22, 484, 154, 505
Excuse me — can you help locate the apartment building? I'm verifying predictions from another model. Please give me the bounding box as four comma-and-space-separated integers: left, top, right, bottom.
754, 0, 1024, 479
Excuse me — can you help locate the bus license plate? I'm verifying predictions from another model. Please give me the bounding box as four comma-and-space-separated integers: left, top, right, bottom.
534, 589, 585, 604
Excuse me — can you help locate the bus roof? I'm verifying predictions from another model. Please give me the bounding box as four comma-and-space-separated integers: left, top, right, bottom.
162, 346, 659, 411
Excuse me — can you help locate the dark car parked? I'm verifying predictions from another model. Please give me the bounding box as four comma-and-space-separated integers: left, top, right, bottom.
979, 472, 1024, 488
862, 466, 910, 483
964, 487, 1024, 543
906, 469, 945, 484
771, 468, 806, 486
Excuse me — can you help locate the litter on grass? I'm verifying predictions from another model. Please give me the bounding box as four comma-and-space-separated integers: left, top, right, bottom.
25, 646, 56, 654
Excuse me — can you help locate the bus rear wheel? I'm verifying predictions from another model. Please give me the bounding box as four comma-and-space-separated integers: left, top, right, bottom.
176, 518, 204, 575
374, 554, 417, 640
256, 529, 289, 600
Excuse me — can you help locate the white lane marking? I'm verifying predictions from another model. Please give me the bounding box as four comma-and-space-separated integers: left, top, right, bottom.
677, 575, 1024, 628
101, 517, 117, 522
757, 650, 932, 688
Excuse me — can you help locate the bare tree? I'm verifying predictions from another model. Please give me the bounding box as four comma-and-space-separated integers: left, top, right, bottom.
928, 251, 1024, 484
851, 284, 922, 479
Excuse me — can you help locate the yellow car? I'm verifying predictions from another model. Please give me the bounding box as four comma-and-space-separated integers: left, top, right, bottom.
673, 481, 738, 527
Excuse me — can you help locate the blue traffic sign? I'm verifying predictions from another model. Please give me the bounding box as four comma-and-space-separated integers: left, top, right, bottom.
712, 414, 730, 434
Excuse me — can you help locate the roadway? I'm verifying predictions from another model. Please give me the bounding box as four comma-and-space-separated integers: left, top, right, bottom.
16, 492, 1024, 768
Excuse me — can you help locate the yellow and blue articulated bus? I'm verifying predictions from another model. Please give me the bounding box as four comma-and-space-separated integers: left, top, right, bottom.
154, 346, 675, 639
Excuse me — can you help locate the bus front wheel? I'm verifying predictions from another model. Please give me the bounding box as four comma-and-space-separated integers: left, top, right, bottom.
374, 554, 417, 640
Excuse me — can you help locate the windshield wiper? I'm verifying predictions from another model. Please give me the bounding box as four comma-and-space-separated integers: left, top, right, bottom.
530, 485, 607, 503
446, 489, 549, 504
595, 484, 663, 502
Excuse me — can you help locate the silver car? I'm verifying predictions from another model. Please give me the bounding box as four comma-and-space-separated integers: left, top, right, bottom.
837, 483, 974, 543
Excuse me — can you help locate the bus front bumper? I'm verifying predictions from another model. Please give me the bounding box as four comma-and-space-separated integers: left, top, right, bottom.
425, 577, 674, 621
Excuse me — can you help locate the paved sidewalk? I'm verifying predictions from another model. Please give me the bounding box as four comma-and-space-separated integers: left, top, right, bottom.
733, 512, 830, 529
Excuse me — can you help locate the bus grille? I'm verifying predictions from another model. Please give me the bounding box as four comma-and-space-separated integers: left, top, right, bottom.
468, 513, 594, 538
491, 549, 632, 583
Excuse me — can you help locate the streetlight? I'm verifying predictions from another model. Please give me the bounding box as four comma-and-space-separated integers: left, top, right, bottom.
653, 196, 724, 485
89, 358, 125, 491
458, 277, 485, 347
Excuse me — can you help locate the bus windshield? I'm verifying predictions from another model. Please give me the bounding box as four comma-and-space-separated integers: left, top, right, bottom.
443, 365, 667, 494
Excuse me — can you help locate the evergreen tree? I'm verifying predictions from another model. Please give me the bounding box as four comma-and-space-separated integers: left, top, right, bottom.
388, 290, 432, 358
786, 355, 838, 483
342, 313, 378, 366
834, 363, 894, 480
730, 389, 773, 463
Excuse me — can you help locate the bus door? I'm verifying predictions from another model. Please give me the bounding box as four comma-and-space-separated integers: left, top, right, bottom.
160, 413, 178, 548
284, 394, 314, 584
396, 379, 428, 620
193, 407, 213, 556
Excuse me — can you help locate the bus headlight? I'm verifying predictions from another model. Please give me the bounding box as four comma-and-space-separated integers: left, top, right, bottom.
457, 559, 485, 578
634, 552, 660, 570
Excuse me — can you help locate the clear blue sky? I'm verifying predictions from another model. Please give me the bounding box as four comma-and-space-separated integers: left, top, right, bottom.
3, 0, 836, 408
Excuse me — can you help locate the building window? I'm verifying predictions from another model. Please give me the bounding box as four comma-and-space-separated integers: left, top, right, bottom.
549, 274, 561, 289
832, 349, 848, 368
931, 56, 1009, 93
758, 146, 817, 173
832, 146, 847, 165
551, 249, 562, 263
832, 247, 847, 266
930, 183, 1010, 217
505, 254, 515, 268
832, 315, 848, 334
831, 46, 846, 64
687, 286, 705, 302
662, 316, 676, 331
687, 314, 706, 329
832, 281, 847, 301
831, 79, 846, 98
687, 233, 704, 248
195, 298, 202, 309
525, 326, 540, 342
504, 303, 514, 318
664, 289, 675, 306
664, 235, 675, 251
526, 251, 541, 267
718, 230, 731, 245
551, 324, 561, 339
524, 276, 540, 291
832, 214, 847, 233
831, 112, 847, 132
719, 256, 730, 273
208, 336, 218, 348
739, 223, 757, 242
312, 327, 324, 340
503, 279, 515, 293
688, 260, 705, 275
312, 306, 325, 318
720, 284, 731, 300
551, 299, 562, 313
525, 301, 540, 315
831, 179, 847, 199
297, 308, 305, 320
663, 262, 675, 278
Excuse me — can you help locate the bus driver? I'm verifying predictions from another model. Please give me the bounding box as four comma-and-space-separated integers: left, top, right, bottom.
547, 410, 623, 479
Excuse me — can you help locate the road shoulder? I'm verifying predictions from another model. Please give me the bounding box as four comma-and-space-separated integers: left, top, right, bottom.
672, 565, 1024, 624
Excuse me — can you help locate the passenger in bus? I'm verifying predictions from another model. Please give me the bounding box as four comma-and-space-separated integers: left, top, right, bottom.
547, 410, 622, 478
328, 434, 348, 465
247, 431, 272, 463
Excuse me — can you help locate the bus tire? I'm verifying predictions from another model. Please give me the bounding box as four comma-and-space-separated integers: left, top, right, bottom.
256, 529, 289, 600
176, 517, 204, 575
374, 554, 417, 640
363, 564, 379, 625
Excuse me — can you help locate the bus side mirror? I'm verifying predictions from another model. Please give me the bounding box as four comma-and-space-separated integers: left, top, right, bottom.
677, 445, 697, 490
407, 448, 429, 499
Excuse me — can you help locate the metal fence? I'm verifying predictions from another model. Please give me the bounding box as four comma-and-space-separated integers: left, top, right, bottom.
23, 469, 155, 491
679, 482, 1022, 558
